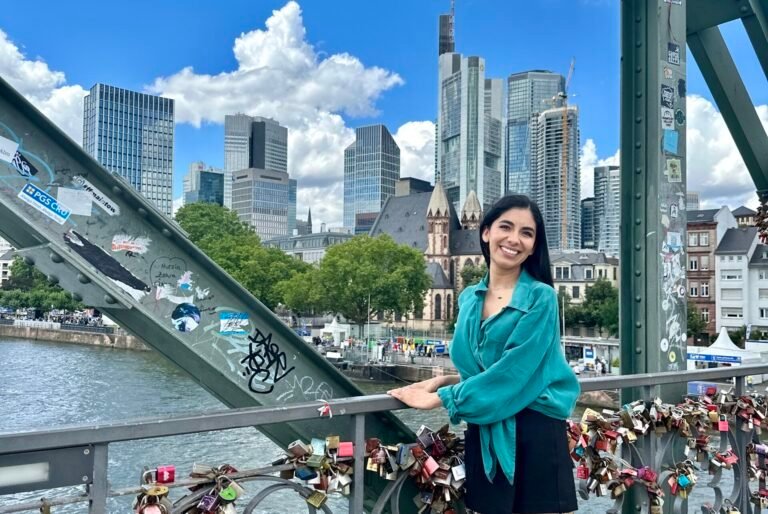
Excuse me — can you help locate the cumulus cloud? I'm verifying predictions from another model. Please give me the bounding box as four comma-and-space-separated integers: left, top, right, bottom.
147, 1, 412, 228
0, 30, 87, 143
393, 121, 435, 183
580, 95, 768, 211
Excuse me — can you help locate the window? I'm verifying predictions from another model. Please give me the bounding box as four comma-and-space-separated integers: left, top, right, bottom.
688, 233, 698, 246
760, 289, 768, 300
701, 282, 709, 297
689, 257, 698, 271
689, 283, 698, 297
729, 256, 734, 262
585, 269, 593, 280
737, 256, 743, 261
572, 286, 580, 299
559, 286, 566, 296
700, 233, 709, 246
598, 269, 605, 278
701, 308, 709, 323
555, 266, 570, 280
721, 270, 742, 281
701, 255, 710, 270
722, 307, 743, 318
762, 308, 768, 319
761, 270, 768, 280
721, 288, 743, 300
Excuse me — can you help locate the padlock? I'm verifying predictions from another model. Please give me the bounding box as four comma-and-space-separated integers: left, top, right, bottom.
451, 458, 466, 481
432, 468, 452, 486
338, 441, 354, 458
718, 414, 729, 432
287, 440, 312, 458
295, 467, 317, 481
155, 465, 174, 484
576, 462, 590, 480
196, 493, 218, 512
306, 490, 328, 508
310, 437, 326, 456
219, 504, 237, 514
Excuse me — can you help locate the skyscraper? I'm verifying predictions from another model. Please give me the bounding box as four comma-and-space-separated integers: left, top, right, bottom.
183, 161, 225, 206
224, 114, 288, 210
232, 168, 292, 240
288, 178, 297, 236
530, 106, 581, 250
594, 165, 621, 256
581, 197, 596, 250
343, 125, 401, 234
506, 71, 565, 195
687, 191, 701, 211
83, 84, 174, 215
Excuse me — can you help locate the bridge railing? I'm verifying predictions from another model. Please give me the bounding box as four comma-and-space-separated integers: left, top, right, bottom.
2, 364, 768, 514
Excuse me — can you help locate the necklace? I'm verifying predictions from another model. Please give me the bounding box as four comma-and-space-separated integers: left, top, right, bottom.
488, 288, 510, 300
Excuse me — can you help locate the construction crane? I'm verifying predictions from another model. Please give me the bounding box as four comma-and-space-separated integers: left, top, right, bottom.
559, 58, 576, 249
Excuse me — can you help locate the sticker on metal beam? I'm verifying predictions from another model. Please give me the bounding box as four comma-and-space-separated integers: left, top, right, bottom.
72, 175, 120, 216
0, 135, 18, 163
17, 184, 71, 225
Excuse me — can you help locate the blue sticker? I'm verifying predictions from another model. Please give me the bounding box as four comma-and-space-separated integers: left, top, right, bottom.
219, 312, 249, 335
17, 183, 71, 224
663, 129, 679, 154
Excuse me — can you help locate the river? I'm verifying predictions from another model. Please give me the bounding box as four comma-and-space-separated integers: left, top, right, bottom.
0, 339, 735, 513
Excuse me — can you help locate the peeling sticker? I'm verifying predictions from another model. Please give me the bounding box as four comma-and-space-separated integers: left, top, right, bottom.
18, 184, 71, 224
677, 79, 686, 97
10, 150, 39, 178
72, 176, 120, 216
675, 109, 685, 126
57, 188, 93, 217
112, 234, 151, 254
172, 303, 201, 333
667, 42, 681, 65
661, 85, 675, 108
666, 232, 682, 252
660, 338, 669, 352
178, 271, 194, 291
0, 135, 18, 163
670, 204, 679, 219
663, 129, 679, 154
668, 349, 677, 363
663, 67, 673, 79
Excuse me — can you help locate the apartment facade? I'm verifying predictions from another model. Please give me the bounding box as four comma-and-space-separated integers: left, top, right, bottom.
715, 226, 759, 332
550, 250, 619, 305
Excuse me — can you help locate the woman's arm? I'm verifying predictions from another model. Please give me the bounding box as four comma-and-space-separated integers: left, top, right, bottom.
386, 375, 461, 409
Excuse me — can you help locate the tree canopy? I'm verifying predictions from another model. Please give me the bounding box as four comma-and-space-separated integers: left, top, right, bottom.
0, 257, 82, 311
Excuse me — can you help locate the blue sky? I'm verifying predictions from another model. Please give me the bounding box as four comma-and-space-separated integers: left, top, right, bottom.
0, 0, 766, 226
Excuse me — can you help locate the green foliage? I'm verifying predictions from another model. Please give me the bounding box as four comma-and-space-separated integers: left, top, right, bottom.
446, 262, 487, 330
280, 235, 431, 329
0, 257, 82, 311
175, 202, 309, 310
561, 278, 619, 337
686, 301, 706, 338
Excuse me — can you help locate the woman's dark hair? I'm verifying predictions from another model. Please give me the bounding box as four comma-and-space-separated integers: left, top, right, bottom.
479, 194, 554, 287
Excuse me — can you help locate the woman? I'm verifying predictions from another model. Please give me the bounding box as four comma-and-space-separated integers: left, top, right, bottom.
388, 194, 580, 514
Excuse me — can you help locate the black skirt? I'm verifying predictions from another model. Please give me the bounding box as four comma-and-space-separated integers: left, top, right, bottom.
463, 408, 578, 513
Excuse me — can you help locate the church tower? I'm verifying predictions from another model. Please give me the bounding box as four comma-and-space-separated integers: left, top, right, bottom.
461, 190, 483, 230
426, 181, 451, 276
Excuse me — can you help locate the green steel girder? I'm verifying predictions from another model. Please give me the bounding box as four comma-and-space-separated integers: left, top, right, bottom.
686, 0, 753, 34
688, 25, 768, 193
0, 77, 415, 513
744, 0, 768, 80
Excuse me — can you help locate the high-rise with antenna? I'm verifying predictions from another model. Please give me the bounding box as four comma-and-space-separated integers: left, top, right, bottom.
438, 0, 455, 56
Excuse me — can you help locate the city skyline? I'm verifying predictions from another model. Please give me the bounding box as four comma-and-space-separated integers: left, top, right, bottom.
0, 1, 766, 230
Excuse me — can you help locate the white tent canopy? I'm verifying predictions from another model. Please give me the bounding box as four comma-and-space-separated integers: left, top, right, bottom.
687, 327, 762, 366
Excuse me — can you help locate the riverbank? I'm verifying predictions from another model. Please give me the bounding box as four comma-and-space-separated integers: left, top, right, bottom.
0, 327, 619, 408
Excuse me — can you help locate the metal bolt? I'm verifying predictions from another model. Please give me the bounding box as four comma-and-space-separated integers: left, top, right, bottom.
636, 92, 643, 98
635, 167, 642, 174
47, 275, 59, 284
83, 449, 90, 455
78, 273, 91, 284
741, 5, 749, 13
636, 505, 642, 512
635, 16, 641, 23
104, 295, 117, 305
636, 322, 642, 328
72, 293, 82, 302
635, 41, 642, 48
636, 66, 642, 73
635, 117, 642, 124
82, 475, 89, 482
162, 228, 172, 237
635, 270, 642, 277
635, 244, 641, 251
112, 186, 122, 195
635, 193, 642, 199
50, 252, 63, 263
635, 347, 643, 354
138, 207, 148, 217
635, 218, 641, 225
635, 142, 642, 149
635, 296, 642, 302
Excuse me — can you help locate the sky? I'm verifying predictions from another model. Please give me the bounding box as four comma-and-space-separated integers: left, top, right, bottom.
0, 0, 766, 229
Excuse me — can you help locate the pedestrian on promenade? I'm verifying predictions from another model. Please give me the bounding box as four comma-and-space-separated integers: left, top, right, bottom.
388, 194, 580, 514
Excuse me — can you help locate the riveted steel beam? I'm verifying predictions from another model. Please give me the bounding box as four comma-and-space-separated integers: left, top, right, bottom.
744, 0, 768, 80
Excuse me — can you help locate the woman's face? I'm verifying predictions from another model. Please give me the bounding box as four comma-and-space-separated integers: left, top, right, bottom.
482, 207, 536, 271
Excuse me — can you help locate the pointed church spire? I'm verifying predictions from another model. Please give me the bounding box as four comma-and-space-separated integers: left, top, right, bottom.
461, 190, 482, 229
427, 181, 450, 218
306, 208, 312, 234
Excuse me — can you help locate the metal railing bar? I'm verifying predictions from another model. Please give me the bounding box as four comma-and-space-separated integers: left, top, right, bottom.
88, 444, 108, 514
0, 494, 87, 514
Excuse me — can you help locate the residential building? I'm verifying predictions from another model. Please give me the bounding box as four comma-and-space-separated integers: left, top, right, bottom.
370, 184, 486, 331
581, 198, 596, 250
715, 226, 759, 332
396, 177, 434, 197
550, 250, 619, 305
687, 191, 701, 211
436, 18, 504, 213
0, 250, 13, 287
530, 106, 581, 250
594, 165, 621, 256
82, 84, 174, 216
343, 125, 400, 234
264, 231, 353, 264
224, 114, 288, 210
231, 168, 293, 240
505, 70, 565, 195
687, 207, 738, 337
182, 161, 225, 206
0, 237, 11, 255
733, 205, 757, 227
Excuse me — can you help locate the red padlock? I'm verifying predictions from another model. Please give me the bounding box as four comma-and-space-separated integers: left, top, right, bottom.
156, 465, 175, 484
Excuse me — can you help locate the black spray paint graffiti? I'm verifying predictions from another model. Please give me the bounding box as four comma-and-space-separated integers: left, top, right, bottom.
240, 328, 295, 394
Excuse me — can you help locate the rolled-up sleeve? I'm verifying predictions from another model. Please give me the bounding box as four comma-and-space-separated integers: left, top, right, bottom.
437, 287, 558, 425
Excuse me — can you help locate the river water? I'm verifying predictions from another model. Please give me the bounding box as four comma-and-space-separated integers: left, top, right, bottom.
0, 339, 737, 513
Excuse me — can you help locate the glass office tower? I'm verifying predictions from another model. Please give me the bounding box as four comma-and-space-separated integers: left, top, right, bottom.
183, 161, 225, 206
232, 168, 292, 240
594, 165, 621, 256
505, 71, 565, 195
83, 84, 174, 216
343, 125, 400, 234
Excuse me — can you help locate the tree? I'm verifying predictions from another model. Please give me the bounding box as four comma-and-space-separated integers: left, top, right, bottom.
446, 262, 487, 330
175, 202, 310, 310
581, 278, 619, 335
2, 256, 47, 291
687, 301, 706, 339
303, 235, 431, 333
0, 257, 82, 312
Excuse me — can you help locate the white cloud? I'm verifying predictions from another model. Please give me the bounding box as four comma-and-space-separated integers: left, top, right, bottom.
147, 1, 407, 228
393, 121, 435, 183
0, 30, 87, 143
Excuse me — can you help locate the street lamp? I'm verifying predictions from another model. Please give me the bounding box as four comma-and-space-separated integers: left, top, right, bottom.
366, 293, 371, 362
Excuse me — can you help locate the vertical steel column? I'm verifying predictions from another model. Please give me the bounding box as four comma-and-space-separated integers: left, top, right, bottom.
621, 0, 688, 399
352, 414, 365, 514
88, 444, 109, 514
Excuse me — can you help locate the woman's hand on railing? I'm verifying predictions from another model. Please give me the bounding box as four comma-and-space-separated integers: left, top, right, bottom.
386, 386, 442, 410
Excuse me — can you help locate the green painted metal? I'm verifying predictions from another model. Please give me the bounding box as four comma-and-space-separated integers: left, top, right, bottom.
689, 25, 768, 193
0, 76, 414, 513
686, 0, 751, 34
744, 1, 768, 80
620, 0, 688, 392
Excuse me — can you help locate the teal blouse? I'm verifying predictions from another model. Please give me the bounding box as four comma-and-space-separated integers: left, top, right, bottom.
437, 269, 580, 484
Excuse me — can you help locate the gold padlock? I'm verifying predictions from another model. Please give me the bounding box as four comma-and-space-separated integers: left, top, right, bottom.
306, 490, 327, 508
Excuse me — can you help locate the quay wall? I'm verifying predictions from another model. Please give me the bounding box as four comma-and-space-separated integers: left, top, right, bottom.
0, 324, 149, 351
